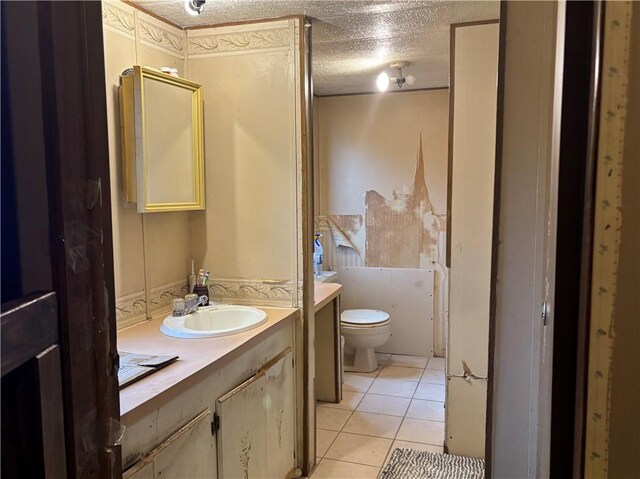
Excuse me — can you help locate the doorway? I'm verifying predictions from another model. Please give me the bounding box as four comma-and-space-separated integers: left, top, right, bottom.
309, 4, 500, 477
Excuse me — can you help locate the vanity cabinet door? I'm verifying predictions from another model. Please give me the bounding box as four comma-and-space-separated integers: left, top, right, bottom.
216, 349, 294, 479
216, 371, 269, 478
123, 409, 215, 479
123, 461, 153, 479
265, 350, 295, 477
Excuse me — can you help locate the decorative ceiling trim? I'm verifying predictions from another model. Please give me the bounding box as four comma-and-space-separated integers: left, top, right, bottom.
138, 17, 186, 58
102, 2, 135, 39
187, 27, 290, 58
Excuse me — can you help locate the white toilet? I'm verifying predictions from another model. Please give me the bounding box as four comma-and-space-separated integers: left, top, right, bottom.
341, 309, 391, 372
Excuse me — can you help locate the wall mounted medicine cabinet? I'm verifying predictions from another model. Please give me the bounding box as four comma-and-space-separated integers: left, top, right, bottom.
120, 66, 205, 213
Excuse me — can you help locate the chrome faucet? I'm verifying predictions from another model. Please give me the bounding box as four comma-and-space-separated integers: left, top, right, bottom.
172, 294, 208, 317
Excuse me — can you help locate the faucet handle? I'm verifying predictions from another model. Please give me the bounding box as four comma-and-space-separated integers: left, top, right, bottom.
192, 285, 210, 306
197, 295, 208, 305
185, 293, 210, 314
172, 298, 186, 316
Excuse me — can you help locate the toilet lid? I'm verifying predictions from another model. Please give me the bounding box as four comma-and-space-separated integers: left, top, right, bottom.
341, 309, 390, 325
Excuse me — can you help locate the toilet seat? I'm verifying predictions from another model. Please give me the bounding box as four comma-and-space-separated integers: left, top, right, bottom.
341, 309, 391, 372
341, 309, 390, 327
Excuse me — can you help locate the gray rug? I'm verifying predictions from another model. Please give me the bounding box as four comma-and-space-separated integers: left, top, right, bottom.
380, 448, 485, 479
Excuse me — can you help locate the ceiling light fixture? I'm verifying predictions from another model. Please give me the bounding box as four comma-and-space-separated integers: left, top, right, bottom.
377, 61, 416, 91
376, 71, 390, 92
184, 0, 205, 16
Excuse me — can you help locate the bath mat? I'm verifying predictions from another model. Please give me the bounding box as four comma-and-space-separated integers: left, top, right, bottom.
380, 448, 485, 479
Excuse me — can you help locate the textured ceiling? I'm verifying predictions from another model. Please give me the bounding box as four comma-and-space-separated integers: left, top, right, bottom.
132, 0, 499, 95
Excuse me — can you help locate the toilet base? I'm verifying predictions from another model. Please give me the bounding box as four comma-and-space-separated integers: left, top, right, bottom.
343, 346, 379, 373
341, 314, 391, 373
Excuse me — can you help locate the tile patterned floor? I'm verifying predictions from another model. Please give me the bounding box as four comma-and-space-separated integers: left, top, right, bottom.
312, 354, 446, 478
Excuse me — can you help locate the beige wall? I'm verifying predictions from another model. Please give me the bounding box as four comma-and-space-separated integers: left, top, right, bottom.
316, 90, 449, 356
318, 91, 448, 219
313, 95, 320, 215
102, 1, 192, 328
186, 19, 302, 305
104, 6, 304, 326
446, 22, 499, 458
316, 90, 448, 266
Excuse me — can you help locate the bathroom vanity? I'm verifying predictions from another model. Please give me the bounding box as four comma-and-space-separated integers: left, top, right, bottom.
102, 8, 313, 476
118, 307, 298, 479
313, 282, 343, 403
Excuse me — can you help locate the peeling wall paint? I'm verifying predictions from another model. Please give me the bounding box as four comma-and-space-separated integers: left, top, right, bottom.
315, 214, 363, 254
364, 136, 440, 268
316, 90, 449, 355
314, 214, 365, 268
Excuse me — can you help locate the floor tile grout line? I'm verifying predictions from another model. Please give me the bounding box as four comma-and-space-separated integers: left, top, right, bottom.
382, 396, 407, 469
314, 357, 445, 478
322, 364, 392, 470
317, 406, 444, 429
321, 456, 385, 470
326, 429, 397, 470
384, 361, 445, 468
383, 366, 426, 469
316, 400, 359, 459
356, 390, 444, 403
341, 392, 418, 401
333, 429, 399, 441
319, 429, 339, 459
320, 397, 369, 464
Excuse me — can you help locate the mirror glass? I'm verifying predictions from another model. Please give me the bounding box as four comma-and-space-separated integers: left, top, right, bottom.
143, 77, 196, 205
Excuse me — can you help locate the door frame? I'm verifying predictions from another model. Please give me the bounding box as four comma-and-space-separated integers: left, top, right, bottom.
36, 2, 121, 476
487, 1, 604, 477
552, 2, 603, 476
486, 1, 566, 476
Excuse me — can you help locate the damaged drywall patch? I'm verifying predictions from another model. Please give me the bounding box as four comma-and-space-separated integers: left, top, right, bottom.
461, 360, 485, 381
365, 135, 440, 268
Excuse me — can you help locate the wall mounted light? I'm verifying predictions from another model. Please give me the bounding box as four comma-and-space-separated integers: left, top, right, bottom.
376, 61, 416, 91
185, 0, 206, 16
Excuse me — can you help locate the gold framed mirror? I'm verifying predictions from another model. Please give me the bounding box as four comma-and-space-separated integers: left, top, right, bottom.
120, 65, 205, 213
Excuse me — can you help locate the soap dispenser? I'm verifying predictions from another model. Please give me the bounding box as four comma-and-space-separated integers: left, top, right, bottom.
313, 233, 324, 276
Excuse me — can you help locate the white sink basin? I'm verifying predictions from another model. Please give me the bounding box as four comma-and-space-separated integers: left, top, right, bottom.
314, 271, 339, 283
160, 305, 268, 339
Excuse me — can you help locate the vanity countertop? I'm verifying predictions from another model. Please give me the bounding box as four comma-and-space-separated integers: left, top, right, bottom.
314, 282, 342, 313
118, 306, 298, 422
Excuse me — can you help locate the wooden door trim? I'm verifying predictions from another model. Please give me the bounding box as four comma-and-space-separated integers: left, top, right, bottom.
1, 292, 58, 376
36, 2, 121, 476
35, 344, 68, 478
1, 292, 67, 478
